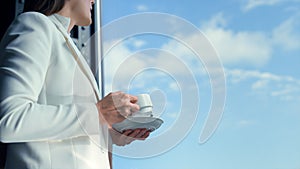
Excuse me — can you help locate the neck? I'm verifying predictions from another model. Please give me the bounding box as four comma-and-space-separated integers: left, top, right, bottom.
57, 7, 75, 33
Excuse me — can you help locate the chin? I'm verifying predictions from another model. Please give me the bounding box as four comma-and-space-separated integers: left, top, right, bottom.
78, 18, 92, 26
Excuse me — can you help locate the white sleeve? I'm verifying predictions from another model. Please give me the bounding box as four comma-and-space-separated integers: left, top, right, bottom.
0, 12, 100, 143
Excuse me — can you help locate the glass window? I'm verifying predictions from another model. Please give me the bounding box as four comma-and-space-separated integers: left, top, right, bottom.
99, 0, 300, 169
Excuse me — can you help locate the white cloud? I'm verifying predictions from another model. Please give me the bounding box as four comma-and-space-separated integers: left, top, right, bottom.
132, 39, 146, 48
201, 12, 228, 28
102, 40, 147, 91
203, 26, 272, 66
102, 38, 202, 93
237, 119, 256, 127
100, 12, 299, 85
226, 69, 282, 82
243, 0, 282, 11
199, 13, 300, 67
272, 14, 300, 50
160, 36, 206, 76
226, 69, 300, 101
200, 13, 272, 66
242, 0, 300, 11
136, 5, 148, 11
251, 80, 269, 89
99, 12, 299, 101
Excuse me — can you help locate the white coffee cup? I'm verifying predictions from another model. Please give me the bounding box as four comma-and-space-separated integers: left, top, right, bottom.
132, 94, 153, 117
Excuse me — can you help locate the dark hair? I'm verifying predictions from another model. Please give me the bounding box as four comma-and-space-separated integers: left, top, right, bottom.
23, 0, 65, 16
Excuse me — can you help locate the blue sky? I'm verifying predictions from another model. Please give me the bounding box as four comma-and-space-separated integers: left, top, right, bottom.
99, 0, 300, 168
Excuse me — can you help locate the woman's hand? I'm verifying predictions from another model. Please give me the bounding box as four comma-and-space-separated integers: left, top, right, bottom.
109, 128, 151, 146
96, 91, 151, 146
96, 91, 139, 126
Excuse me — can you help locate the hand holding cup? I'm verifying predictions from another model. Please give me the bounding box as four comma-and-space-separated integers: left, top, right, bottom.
96, 91, 139, 126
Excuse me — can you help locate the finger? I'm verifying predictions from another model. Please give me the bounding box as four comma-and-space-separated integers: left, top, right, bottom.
129, 103, 140, 112
137, 129, 151, 140
141, 131, 151, 139
122, 94, 138, 108
129, 95, 138, 103
117, 103, 139, 117
122, 129, 133, 135
129, 95, 139, 112
116, 93, 140, 113
115, 93, 135, 107
127, 129, 141, 138
134, 128, 147, 138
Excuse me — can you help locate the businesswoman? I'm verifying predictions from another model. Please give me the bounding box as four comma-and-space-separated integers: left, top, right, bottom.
0, 0, 150, 168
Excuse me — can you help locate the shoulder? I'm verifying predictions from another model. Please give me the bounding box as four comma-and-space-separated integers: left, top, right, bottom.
0, 12, 57, 51
2, 12, 58, 44
18, 11, 48, 19
14, 12, 55, 29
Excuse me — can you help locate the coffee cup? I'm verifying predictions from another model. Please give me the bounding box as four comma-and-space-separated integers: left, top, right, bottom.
132, 94, 153, 117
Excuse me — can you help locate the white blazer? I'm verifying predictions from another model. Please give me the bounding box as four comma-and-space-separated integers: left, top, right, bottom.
0, 12, 110, 169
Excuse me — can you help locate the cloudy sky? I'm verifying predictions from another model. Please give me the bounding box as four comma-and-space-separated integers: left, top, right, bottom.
98, 0, 300, 168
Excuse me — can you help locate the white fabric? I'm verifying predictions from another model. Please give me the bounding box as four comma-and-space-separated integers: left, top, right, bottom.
0, 12, 110, 169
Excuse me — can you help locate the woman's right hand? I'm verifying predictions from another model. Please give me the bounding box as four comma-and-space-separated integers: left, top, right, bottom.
96, 91, 139, 126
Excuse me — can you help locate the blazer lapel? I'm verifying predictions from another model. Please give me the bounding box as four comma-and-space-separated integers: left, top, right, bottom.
48, 15, 101, 101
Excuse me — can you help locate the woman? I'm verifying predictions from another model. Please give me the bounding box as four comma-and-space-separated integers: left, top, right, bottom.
0, 0, 150, 168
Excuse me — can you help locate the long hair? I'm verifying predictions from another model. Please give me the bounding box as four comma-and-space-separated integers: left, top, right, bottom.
23, 0, 65, 16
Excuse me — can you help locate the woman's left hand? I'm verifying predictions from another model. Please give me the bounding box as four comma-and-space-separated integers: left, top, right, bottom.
109, 128, 151, 146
